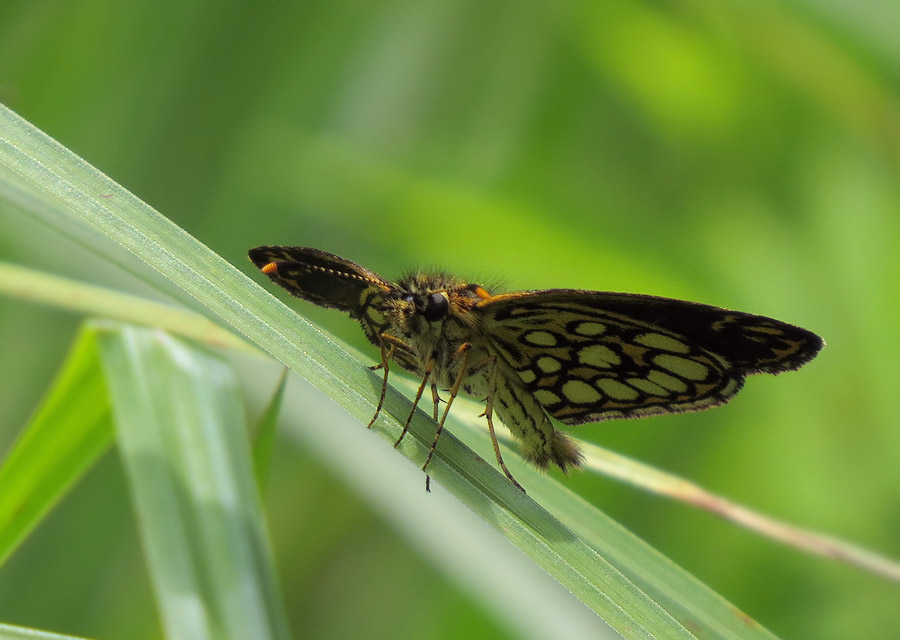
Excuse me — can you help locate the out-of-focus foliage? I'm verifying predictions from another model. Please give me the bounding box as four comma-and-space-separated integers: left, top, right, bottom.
0, 1, 897, 639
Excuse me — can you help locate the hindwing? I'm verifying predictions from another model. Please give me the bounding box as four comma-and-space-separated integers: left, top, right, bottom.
476, 289, 823, 424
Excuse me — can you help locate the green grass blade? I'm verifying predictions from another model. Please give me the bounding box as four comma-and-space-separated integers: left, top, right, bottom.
0, 327, 113, 567
0, 622, 89, 640
0, 103, 781, 638
97, 324, 289, 640
251, 368, 287, 494
0, 261, 257, 355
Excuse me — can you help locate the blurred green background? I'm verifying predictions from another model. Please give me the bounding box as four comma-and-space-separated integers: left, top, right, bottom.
1, 1, 898, 638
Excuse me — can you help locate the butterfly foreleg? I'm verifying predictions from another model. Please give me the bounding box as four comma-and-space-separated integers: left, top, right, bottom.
367, 339, 399, 429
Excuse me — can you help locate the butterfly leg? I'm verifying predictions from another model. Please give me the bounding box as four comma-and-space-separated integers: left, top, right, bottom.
430, 383, 442, 421
367, 340, 397, 428
483, 356, 525, 493
421, 343, 473, 488
394, 356, 435, 448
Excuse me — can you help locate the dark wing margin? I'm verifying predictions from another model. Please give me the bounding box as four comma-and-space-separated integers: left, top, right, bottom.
249, 246, 391, 316
568, 290, 824, 374
476, 289, 823, 425
484, 289, 824, 374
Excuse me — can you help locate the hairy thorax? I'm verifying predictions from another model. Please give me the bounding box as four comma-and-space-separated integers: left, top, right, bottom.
357, 273, 494, 394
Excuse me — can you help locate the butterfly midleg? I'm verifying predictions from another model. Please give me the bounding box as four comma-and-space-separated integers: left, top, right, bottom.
421, 342, 472, 476
367, 339, 398, 428
430, 383, 441, 421
483, 356, 525, 492
394, 356, 435, 448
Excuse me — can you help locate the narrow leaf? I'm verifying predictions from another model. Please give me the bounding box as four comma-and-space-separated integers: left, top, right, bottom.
0, 327, 113, 567
252, 368, 288, 494
97, 324, 289, 640
0, 622, 89, 640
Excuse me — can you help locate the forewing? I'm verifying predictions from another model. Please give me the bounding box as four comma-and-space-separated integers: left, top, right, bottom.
249, 246, 391, 317
477, 289, 823, 424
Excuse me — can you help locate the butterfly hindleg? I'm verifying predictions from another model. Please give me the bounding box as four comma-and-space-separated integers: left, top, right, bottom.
483, 356, 526, 492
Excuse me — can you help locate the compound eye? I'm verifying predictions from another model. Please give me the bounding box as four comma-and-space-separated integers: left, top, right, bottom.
423, 292, 449, 322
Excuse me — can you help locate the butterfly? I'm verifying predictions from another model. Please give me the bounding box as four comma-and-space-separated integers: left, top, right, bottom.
249, 246, 823, 491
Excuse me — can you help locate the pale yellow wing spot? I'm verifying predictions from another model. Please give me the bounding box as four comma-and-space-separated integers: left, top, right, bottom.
635, 332, 691, 354
653, 354, 711, 381
627, 378, 670, 397
536, 356, 562, 373
647, 370, 689, 393
745, 325, 785, 336
534, 389, 563, 406
595, 378, 640, 401
523, 330, 558, 346
365, 306, 386, 325
577, 344, 621, 368
562, 380, 602, 404
573, 321, 606, 336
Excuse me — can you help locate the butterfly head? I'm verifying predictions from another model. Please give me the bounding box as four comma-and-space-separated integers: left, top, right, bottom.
399, 290, 450, 322
376, 274, 487, 339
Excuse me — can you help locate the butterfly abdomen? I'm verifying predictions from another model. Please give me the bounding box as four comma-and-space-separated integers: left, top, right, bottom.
492, 358, 582, 471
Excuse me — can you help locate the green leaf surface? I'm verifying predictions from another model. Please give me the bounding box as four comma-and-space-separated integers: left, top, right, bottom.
0, 261, 257, 355
97, 324, 289, 640
252, 368, 288, 494
0, 622, 88, 640
0, 327, 112, 567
